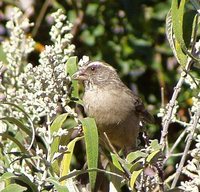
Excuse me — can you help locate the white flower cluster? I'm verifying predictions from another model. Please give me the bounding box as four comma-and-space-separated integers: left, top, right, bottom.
15, 9, 76, 120
0, 8, 35, 131
78, 55, 90, 66
158, 101, 179, 122
180, 136, 200, 191
179, 94, 200, 190
191, 96, 200, 115
184, 74, 199, 90
2, 7, 34, 86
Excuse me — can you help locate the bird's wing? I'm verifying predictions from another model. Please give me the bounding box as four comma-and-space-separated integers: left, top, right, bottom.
123, 85, 154, 124
134, 98, 154, 124
111, 81, 154, 124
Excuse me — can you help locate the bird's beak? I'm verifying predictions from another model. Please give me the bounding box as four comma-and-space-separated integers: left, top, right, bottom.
72, 70, 87, 80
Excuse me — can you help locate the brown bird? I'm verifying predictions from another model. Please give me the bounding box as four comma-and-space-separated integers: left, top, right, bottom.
72, 61, 153, 152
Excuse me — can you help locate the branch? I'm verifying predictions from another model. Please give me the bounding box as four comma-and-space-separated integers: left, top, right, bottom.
160, 67, 188, 150
171, 103, 200, 188
164, 129, 187, 164
32, 0, 51, 37
71, 0, 87, 38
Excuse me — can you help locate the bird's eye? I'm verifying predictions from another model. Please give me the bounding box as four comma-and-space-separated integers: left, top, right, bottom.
90, 66, 96, 71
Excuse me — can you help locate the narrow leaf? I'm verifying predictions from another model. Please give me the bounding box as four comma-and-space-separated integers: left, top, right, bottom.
1, 102, 35, 150
150, 139, 161, 151
66, 56, 79, 98
166, 10, 180, 63
47, 177, 69, 192
130, 169, 143, 191
0, 117, 32, 136
0, 172, 15, 181
0, 133, 27, 153
183, 10, 196, 47
60, 136, 83, 182
0, 173, 38, 192
126, 151, 147, 163
50, 113, 68, 134
50, 113, 69, 176
1, 184, 27, 192
50, 113, 68, 159
171, 0, 187, 66
111, 153, 124, 172
81, 117, 99, 191
146, 150, 160, 163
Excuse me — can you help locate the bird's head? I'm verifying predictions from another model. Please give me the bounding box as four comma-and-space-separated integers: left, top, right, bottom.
72, 61, 119, 87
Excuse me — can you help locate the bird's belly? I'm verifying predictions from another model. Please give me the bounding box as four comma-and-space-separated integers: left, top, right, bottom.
83, 89, 140, 149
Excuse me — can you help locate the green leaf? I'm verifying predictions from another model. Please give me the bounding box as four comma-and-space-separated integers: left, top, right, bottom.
60, 136, 83, 181
183, 10, 196, 48
0, 102, 35, 150
126, 151, 147, 163
81, 117, 99, 191
50, 113, 68, 157
0, 45, 7, 63
146, 150, 160, 163
130, 161, 143, 173
0, 117, 32, 136
0, 133, 27, 153
50, 113, 68, 134
17, 175, 38, 192
66, 56, 78, 98
130, 169, 143, 191
0, 172, 15, 181
166, 10, 179, 63
0, 173, 37, 192
111, 153, 124, 172
150, 139, 161, 151
1, 184, 27, 192
50, 113, 68, 175
171, 0, 187, 66
47, 177, 69, 192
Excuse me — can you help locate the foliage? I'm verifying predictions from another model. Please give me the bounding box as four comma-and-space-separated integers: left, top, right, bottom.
0, 0, 200, 192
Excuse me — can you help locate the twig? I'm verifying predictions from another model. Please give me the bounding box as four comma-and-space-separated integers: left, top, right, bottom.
160, 67, 188, 150
71, 0, 87, 38
164, 129, 187, 164
59, 167, 124, 182
169, 129, 186, 154
71, 10, 84, 37
103, 132, 131, 178
161, 87, 165, 108
165, 172, 176, 184
171, 104, 200, 188
32, 0, 51, 37
170, 152, 191, 157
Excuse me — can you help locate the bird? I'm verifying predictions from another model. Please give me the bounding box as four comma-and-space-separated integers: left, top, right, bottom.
72, 61, 153, 152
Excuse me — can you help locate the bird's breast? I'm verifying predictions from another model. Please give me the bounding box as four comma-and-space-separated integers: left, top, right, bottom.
83, 88, 136, 128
